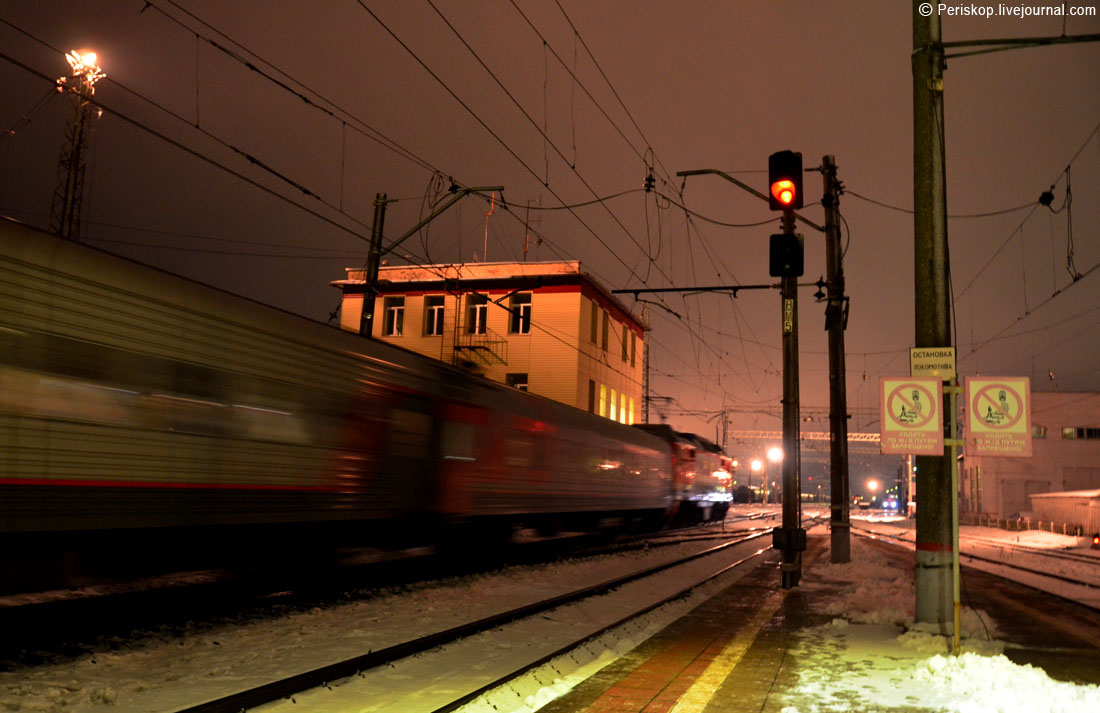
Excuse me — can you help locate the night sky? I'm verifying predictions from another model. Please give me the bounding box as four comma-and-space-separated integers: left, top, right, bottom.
1, 1, 1098, 485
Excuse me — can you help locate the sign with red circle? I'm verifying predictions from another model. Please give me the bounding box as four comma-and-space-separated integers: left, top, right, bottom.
880, 377, 943, 455
965, 377, 1032, 457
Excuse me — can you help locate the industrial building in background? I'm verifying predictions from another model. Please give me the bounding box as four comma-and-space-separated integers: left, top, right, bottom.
332, 260, 646, 422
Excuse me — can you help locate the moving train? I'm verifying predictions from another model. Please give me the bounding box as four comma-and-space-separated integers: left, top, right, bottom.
0, 218, 730, 591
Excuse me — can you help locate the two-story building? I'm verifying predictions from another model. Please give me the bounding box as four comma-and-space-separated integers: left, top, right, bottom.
331, 261, 646, 423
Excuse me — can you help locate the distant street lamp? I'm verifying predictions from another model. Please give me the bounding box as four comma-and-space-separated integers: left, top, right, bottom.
750, 459, 763, 503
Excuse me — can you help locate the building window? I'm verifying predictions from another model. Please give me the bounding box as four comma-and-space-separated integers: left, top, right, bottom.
621, 324, 629, 361
588, 379, 596, 413
631, 333, 637, 367
383, 296, 404, 336
425, 295, 445, 336
628, 397, 635, 425
509, 293, 532, 334
619, 392, 626, 424
599, 385, 607, 417
590, 300, 598, 343
506, 373, 528, 391
609, 388, 617, 421
467, 293, 488, 334
602, 311, 609, 351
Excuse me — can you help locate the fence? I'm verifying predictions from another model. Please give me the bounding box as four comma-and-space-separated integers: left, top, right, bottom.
961, 512, 1093, 537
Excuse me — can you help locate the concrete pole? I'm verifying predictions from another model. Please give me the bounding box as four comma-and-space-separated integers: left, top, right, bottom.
822, 155, 851, 564
913, 7, 954, 630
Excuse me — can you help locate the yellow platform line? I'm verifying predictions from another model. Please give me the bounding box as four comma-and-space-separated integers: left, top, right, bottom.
668, 590, 786, 713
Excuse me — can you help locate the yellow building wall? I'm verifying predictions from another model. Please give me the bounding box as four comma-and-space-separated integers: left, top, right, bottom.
338, 286, 642, 419
576, 296, 644, 424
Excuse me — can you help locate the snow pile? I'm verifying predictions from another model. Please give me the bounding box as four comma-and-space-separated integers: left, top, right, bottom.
780, 537, 1099, 713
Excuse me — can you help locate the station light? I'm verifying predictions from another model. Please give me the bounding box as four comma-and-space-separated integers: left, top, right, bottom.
768, 150, 803, 210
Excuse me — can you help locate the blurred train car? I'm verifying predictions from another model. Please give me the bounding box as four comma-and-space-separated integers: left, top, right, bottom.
633, 424, 732, 522
0, 218, 672, 591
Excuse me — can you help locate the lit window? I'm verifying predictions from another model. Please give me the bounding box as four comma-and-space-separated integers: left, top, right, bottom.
619, 392, 626, 424
628, 397, 635, 425
425, 295, 445, 336
1032, 425, 1046, 439
599, 385, 607, 417
505, 373, 528, 391
467, 294, 487, 334
383, 297, 404, 336
610, 388, 617, 421
1062, 427, 1076, 440
509, 293, 532, 334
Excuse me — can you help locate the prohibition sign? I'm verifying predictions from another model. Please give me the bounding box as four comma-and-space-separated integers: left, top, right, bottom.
887, 383, 937, 429
971, 382, 1023, 431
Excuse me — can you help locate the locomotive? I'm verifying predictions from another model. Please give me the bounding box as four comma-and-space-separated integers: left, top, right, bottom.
0, 218, 728, 591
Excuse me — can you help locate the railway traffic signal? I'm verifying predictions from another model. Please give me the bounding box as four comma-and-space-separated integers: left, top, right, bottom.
769, 233, 804, 277
768, 150, 803, 210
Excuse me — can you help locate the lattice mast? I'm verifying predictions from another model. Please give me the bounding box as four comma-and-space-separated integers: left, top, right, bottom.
49, 50, 105, 241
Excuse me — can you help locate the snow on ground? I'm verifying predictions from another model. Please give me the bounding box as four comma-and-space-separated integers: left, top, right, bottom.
778, 521, 1100, 713
851, 513, 1100, 608
3, 506, 1099, 713
0, 520, 770, 713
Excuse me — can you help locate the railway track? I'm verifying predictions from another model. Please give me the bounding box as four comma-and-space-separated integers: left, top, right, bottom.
169, 530, 773, 713
849, 521, 1100, 609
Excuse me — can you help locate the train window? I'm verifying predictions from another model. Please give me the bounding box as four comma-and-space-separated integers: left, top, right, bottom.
383, 297, 405, 336
505, 373, 528, 391
442, 420, 476, 461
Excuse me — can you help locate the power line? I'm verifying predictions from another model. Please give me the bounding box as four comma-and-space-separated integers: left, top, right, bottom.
148, 0, 441, 175
847, 189, 1036, 218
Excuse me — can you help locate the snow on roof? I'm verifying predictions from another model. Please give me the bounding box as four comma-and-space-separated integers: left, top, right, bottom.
1029, 489, 1100, 500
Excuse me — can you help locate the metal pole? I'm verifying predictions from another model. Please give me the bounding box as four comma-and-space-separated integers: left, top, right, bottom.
822, 155, 851, 564
913, 6, 954, 631
949, 380, 962, 653
359, 193, 388, 338
780, 210, 802, 589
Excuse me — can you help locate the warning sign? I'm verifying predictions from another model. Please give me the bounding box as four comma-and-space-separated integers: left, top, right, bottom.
880, 377, 944, 455
965, 377, 1032, 457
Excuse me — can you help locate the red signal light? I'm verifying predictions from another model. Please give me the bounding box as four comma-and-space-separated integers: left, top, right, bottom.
771, 179, 796, 206
767, 150, 803, 210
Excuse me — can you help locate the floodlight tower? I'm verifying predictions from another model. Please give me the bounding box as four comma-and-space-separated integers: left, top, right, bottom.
50, 50, 105, 242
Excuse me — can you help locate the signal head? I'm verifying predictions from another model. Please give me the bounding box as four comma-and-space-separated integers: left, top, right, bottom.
768, 150, 803, 211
